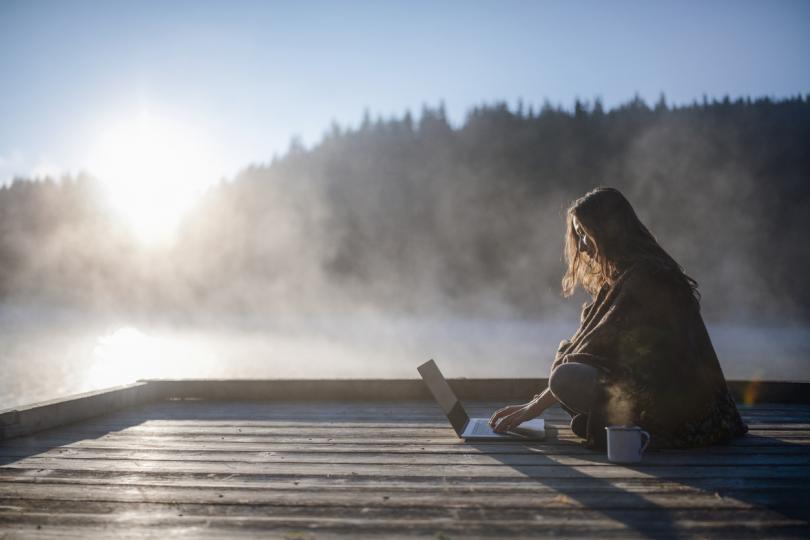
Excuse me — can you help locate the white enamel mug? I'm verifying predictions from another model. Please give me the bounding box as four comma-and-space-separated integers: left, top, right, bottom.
605, 425, 651, 464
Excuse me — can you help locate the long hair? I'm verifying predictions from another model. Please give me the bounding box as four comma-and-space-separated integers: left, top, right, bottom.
561, 187, 700, 303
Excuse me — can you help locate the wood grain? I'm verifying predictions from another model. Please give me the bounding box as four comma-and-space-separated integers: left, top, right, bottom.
1, 399, 808, 538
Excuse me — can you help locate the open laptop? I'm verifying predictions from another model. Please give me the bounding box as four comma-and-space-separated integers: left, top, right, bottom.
417, 359, 545, 441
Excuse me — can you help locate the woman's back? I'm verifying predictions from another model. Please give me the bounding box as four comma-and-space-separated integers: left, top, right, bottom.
555, 258, 747, 448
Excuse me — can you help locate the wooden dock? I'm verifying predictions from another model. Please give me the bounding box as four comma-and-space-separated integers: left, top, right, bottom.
0, 380, 809, 538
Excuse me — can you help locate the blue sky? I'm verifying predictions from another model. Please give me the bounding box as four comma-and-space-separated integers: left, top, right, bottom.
1, 0, 808, 185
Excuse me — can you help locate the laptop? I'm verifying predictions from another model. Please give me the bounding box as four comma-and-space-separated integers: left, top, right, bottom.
417, 359, 545, 441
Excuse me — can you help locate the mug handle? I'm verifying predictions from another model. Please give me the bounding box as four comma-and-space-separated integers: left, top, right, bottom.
640, 431, 651, 454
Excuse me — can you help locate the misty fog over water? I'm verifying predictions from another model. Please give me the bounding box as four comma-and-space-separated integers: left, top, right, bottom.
2, 304, 808, 410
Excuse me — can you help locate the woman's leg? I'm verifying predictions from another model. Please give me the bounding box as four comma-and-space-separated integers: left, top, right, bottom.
548, 362, 602, 415
549, 362, 608, 447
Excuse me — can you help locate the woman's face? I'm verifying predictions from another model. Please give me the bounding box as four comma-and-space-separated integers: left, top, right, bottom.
572, 216, 595, 257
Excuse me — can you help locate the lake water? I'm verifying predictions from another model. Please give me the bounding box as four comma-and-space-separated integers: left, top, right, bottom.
2, 304, 809, 410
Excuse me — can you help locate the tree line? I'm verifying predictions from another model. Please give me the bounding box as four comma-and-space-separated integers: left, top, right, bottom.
2, 94, 809, 322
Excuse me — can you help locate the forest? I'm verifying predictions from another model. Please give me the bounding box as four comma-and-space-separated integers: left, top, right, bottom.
1, 95, 809, 323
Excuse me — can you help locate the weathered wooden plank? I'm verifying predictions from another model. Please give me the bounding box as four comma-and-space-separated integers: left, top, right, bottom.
14, 422, 810, 439
13, 433, 806, 452
1, 481, 809, 510
2, 447, 809, 467
3, 439, 597, 455
0, 497, 805, 524
4, 457, 810, 479
0, 502, 805, 537
3, 439, 809, 456
3, 468, 809, 494
2, 468, 808, 488
9, 433, 806, 449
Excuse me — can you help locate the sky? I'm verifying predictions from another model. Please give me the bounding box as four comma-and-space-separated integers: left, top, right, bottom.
1, 0, 808, 187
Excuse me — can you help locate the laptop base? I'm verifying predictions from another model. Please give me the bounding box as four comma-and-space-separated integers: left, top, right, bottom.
461, 418, 545, 441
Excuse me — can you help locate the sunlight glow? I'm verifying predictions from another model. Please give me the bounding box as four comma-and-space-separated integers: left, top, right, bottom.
88, 326, 213, 388
91, 326, 156, 385
90, 326, 196, 388
88, 109, 221, 244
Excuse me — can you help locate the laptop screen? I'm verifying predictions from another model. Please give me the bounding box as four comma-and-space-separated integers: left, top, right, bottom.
417, 359, 469, 435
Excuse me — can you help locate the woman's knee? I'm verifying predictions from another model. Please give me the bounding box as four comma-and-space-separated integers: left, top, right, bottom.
549, 363, 576, 400
549, 362, 601, 413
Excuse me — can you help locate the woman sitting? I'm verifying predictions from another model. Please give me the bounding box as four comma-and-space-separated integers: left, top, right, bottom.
489, 187, 748, 449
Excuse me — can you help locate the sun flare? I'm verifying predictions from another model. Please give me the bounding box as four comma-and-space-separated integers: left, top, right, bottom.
88, 110, 221, 243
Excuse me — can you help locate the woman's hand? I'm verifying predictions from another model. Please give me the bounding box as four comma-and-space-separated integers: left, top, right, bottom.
488, 402, 539, 434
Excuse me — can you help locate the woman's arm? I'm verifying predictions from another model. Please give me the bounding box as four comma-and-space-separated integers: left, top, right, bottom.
488, 388, 558, 434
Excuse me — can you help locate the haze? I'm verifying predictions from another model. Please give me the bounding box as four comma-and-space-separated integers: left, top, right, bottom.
0, 1, 809, 408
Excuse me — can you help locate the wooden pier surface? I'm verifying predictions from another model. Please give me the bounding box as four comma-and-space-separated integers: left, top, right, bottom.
0, 399, 809, 538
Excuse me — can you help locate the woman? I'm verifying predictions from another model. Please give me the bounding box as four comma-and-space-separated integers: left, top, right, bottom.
489, 187, 747, 449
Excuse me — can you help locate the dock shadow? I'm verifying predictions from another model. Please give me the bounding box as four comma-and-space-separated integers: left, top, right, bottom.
469, 428, 810, 538
0, 401, 172, 468
631, 433, 810, 524
467, 432, 683, 538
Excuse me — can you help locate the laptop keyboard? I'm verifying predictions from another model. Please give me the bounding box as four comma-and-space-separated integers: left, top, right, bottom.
471, 420, 498, 436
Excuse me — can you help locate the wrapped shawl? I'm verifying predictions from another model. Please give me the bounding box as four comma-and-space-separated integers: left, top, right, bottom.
552, 259, 748, 449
